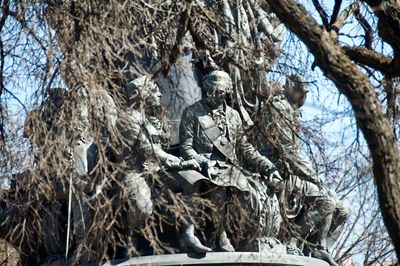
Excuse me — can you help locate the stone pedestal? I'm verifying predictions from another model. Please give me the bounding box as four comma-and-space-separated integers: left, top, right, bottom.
102, 252, 329, 266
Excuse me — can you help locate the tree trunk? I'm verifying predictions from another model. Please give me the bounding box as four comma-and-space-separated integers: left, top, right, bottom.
265, 0, 400, 259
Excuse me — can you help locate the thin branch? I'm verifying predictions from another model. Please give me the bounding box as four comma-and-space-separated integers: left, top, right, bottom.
161, 3, 192, 76
329, 0, 343, 29
343, 46, 400, 77
362, 0, 400, 55
0, 0, 10, 143
331, 2, 360, 33
311, 0, 329, 28
8, 10, 47, 53
1, 88, 27, 114
354, 7, 373, 49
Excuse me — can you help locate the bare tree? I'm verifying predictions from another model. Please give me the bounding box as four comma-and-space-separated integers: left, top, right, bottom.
0, 0, 399, 265
265, 0, 400, 260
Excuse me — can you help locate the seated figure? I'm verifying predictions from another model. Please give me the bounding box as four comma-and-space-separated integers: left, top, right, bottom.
178, 70, 283, 253
254, 75, 350, 266
115, 76, 200, 246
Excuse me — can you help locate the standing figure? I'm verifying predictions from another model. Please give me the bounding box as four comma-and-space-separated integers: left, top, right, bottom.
255, 75, 350, 266
179, 70, 283, 253
116, 76, 200, 244
63, 59, 118, 263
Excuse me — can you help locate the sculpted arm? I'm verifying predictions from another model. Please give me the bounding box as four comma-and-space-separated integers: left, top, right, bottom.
235, 113, 283, 186
179, 108, 209, 166
118, 111, 183, 168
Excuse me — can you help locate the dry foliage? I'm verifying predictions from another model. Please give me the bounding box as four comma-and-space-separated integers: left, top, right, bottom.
0, 0, 398, 265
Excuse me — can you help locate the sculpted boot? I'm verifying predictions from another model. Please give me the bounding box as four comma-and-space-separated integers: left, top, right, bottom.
313, 248, 339, 266
286, 238, 303, 256
181, 224, 212, 253
219, 230, 235, 252
313, 210, 339, 266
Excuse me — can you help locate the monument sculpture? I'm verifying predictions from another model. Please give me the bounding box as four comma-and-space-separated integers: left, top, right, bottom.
0, 1, 354, 265
253, 75, 350, 266
0, 67, 349, 266
178, 70, 283, 253
115, 76, 201, 239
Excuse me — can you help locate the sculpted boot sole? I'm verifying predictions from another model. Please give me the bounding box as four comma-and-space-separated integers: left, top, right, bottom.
182, 234, 212, 253
313, 249, 339, 266
219, 231, 235, 252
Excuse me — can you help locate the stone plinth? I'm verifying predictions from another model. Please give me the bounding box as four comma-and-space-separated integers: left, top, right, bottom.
102, 252, 329, 266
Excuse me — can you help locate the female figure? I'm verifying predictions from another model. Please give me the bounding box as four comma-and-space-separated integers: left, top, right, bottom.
116, 76, 200, 234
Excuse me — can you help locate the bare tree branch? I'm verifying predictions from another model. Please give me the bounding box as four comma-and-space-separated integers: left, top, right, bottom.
0, 0, 10, 143
311, 0, 329, 28
331, 2, 360, 34
354, 8, 374, 49
266, 0, 400, 259
329, 0, 343, 28
342, 46, 398, 76
362, 0, 400, 55
161, 3, 192, 75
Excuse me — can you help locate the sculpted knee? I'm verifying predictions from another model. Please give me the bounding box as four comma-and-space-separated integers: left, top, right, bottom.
318, 193, 336, 215
125, 174, 154, 217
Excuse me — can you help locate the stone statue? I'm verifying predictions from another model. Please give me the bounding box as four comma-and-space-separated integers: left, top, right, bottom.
115, 76, 201, 245
254, 75, 350, 266
59, 59, 119, 263
178, 70, 283, 253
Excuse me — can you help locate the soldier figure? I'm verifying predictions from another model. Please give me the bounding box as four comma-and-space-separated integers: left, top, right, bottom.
178, 70, 283, 253
255, 75, 350, 266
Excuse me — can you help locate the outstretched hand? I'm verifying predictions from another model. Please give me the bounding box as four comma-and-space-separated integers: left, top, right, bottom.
180, 159, 201, 171
264, 170, 284, 192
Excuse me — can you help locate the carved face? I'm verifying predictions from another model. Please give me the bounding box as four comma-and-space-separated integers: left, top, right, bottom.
285, 76, 308, 109
203, 71, 232, 107
204, 81, 229, 106
143, 81, 162, 108
291, 89, 307, 108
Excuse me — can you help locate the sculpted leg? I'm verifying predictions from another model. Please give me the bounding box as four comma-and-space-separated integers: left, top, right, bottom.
125, 172, 153, 227
181, 223, 212, 253
71, 195, 90, 262
123, 172, 154, 257
179, 180, 212, 253
327, 198, 350, 248
208, 188, 235, 252
300, 193, 338, 266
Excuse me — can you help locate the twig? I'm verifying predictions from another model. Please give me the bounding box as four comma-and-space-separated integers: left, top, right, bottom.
354, 7, 373, 49
329, 0, 343, 29
311, 0, 329, 28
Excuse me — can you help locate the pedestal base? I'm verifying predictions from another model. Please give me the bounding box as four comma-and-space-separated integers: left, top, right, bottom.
103, 252, 329, 266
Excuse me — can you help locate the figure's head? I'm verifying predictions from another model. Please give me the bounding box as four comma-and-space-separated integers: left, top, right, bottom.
126, 76, 161, 108
284, 74, 308, 108
202, 70, 232, 106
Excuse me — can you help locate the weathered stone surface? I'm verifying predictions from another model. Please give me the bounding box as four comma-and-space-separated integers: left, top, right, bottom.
102, 252, 329, 266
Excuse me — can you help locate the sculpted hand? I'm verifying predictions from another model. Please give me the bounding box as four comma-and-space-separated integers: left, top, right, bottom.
201, 160, 216, 178
163, 156, 182, 169
200, 160, 216, 171
64, 147, 74, 161
180, 159, 201, 171
264, 169, 284, 192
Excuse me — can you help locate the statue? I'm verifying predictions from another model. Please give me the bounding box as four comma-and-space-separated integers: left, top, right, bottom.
62, 60, 120, 263
254, 75, 350, 266
115, 76, 201, 249
178, 70, 283, 253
